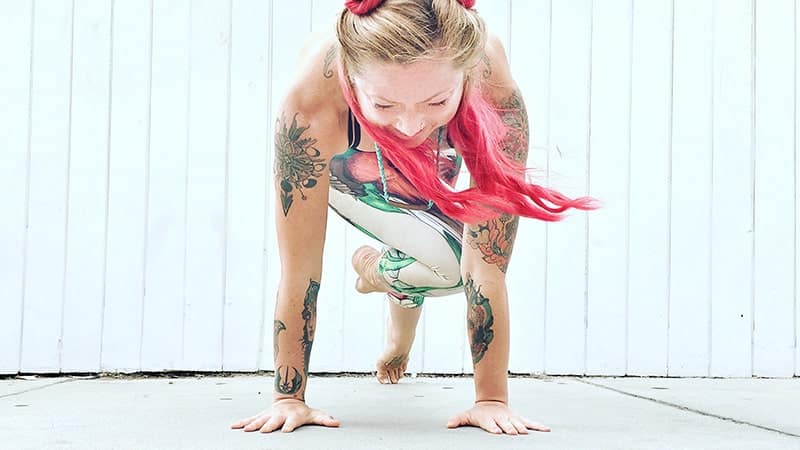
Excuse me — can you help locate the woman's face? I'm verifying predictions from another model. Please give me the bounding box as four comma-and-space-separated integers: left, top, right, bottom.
351, 59, 465, 148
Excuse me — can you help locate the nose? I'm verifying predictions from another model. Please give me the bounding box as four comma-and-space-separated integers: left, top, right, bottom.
394, 116, 425, 137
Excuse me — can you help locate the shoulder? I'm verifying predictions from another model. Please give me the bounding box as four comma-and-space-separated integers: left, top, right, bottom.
472, 33, 519, 102
280, 32, 348, 137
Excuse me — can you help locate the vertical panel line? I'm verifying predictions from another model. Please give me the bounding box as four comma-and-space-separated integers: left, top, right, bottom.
624, 0, 635, 376
19, 0, 37, 374
583, 0, 594, 376
221, 0, 233, 370
666, 0, 676, 376
59, 0, 78, 372
793, 0, 798, 377
707, 0, 716, 378
256, 0, 275, 369
99, 0, 116, 371
750, 0, 757, 378
180, 0, 193, 367
543, 0, 553, 374
139, 0, 155, 371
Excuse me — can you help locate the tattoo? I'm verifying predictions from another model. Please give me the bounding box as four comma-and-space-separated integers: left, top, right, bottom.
273, 320, 286, 358
464, 276, 494, 365
480, 53, 492, 79
275, 366, 303, 395
498, 89, 530, 164
300, 280, 320, 376
322, 45, 336, 78
274, 113, 327, 217
466, 214, 519, 273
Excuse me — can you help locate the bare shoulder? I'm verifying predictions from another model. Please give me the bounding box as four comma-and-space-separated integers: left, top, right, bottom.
279, 32, 348, 154
473, 33, 520, 102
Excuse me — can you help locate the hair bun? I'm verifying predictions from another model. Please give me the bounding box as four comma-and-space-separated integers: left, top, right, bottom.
457, 0, 476, 8
345, 0, 384, 16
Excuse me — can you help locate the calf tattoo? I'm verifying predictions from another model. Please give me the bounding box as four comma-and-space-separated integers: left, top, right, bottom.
464, 276, 495, 365
274, 113, 327, 217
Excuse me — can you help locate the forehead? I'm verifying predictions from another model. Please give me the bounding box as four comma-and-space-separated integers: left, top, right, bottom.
352, 59, 463, 100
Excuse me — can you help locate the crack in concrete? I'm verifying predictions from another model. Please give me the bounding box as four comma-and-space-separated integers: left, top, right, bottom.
574, 378, 800, 439
0, 377, 91, 400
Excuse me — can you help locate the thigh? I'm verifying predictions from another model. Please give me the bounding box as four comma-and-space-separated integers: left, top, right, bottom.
328, 148, 464, 282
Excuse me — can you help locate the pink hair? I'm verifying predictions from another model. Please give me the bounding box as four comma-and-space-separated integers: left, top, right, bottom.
337, 64, 598, 223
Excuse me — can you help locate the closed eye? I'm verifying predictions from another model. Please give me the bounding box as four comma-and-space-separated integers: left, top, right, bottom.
429, 100, 448, 107
374, 103, 393, 110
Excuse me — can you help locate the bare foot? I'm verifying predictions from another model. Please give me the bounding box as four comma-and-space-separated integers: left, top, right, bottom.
376, 350, 408, 384
352, 245, 390, 294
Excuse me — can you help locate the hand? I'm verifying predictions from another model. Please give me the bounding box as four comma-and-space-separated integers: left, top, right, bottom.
446, 400, 551, 435
230, 398, 340, 433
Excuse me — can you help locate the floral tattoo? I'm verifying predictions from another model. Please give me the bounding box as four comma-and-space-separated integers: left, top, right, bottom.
466, 214, 519, 274
274, 113, 327, 217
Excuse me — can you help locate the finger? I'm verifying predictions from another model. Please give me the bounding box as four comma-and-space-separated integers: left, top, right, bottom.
446, 413, 467, 429
260, 415, 285, 434
243, 416, 269, 432
281, 415, 304, 433
496, 418, 518, 435
479, 417, 502, 434
520, 416, 551, 432
231, 415, 258, 429
510, 417, 529, 435
312, 413, 341, 428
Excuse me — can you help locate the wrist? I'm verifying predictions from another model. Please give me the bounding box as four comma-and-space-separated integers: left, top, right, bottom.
475, 397, 508, 405
273, 393, 305, 403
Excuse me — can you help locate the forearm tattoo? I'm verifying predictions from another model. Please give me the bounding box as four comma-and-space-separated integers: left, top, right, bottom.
274, 113, 327, 217
273, 279, 320, 396
464, 275, 495, 365
300, 279, 320, 376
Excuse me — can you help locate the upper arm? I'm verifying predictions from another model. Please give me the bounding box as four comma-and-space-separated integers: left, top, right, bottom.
274, 37, 346, 279
460, 35, 527, 276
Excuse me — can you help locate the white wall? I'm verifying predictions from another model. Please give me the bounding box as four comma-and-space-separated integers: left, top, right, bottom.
0, 0, 797, 377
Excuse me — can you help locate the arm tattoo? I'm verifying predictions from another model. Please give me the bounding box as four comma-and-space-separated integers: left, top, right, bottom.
466, 214, 519, 274
275, 366, 303, 395
465, 89, 529, 272
274, 113, 327, 217
480, 53, 492, 79
322, 45, 336, 78
499, 89, 530, 164
273, 320, 286, 358
465, 275, 495, 365
273, 279, 320, 396
300, 279, 320, 376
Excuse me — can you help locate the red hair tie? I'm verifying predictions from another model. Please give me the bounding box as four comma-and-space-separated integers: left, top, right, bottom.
346, 0, 474, 16
345, 0, 384, 15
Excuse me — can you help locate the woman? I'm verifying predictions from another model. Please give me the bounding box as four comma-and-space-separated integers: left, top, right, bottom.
232, 0, 594, 435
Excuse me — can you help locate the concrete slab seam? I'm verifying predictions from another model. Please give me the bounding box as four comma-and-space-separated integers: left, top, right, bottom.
573, 378, 800, 439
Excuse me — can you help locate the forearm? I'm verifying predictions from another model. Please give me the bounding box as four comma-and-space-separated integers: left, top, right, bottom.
273, 277, 320, 402
464, 273, 509, 403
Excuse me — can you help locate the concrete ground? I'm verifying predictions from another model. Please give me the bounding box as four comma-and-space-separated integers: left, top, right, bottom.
1, 374, 798, 450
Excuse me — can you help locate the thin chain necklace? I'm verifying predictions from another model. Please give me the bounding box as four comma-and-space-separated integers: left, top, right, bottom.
374, 127, 444, 211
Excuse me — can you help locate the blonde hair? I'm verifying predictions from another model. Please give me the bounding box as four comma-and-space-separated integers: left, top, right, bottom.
336, 0, 487, 76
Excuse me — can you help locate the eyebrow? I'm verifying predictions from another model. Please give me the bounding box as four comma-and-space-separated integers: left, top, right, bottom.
372, 89, 453, 104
